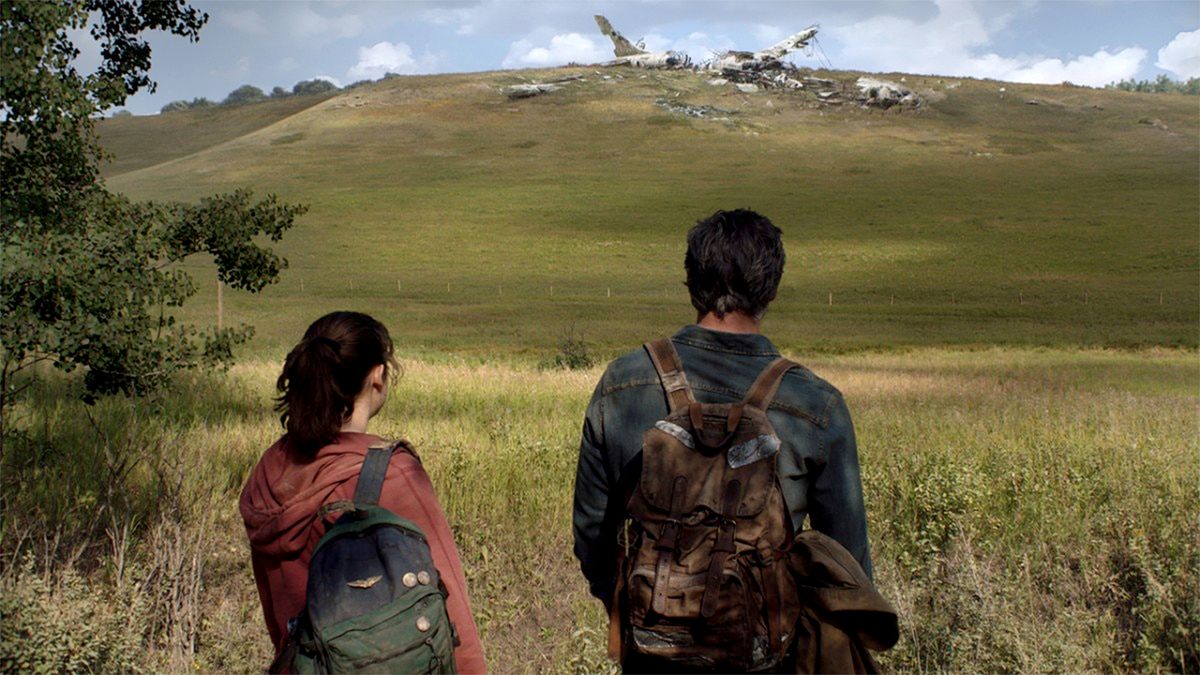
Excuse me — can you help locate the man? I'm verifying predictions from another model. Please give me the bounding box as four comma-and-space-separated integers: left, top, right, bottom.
572, 209, 873, 670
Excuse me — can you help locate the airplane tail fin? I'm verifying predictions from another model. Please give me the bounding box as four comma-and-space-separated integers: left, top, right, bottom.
594, 15, 645, 57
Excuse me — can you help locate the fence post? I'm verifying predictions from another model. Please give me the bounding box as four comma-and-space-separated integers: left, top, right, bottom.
828, 292, 832, 306
216, 277, 223, 330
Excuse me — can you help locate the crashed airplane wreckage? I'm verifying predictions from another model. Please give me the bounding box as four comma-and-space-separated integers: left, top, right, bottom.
707, 27, 819, 77
594, 15, 691, 68
503, 16, 921, 109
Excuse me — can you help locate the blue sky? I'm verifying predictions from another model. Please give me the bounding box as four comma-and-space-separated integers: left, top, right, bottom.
77, 0, 1200, 115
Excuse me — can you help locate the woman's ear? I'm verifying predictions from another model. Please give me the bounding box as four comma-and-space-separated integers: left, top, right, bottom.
369, 363, 387, 392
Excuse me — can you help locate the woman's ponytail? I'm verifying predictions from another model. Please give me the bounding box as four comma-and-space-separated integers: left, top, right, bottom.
275, 312, 396, 456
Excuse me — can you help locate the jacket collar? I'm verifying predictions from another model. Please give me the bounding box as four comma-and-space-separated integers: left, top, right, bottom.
672, 324, 781, 357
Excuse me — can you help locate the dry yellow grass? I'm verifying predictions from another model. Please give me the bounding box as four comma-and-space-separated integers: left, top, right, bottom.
3, 346, 1197, 672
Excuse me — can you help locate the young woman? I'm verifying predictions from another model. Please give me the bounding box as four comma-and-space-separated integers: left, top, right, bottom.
240, 311, 486, 673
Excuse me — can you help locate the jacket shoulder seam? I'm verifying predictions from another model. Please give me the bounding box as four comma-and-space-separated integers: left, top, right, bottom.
601, 377, 661, 396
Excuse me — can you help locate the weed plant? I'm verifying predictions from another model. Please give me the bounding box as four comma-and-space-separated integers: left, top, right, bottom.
2, 348, 1196, 672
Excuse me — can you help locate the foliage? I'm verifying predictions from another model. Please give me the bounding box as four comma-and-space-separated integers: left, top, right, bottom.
547, 327, 596, 370
292, 78, 339, 96
223, 83, 266, 106
0, 559, 149, 674
160, 96, 214, 113
0, 0, 306, 440
1106, 74, 1200, 95
270, 85, 290, 98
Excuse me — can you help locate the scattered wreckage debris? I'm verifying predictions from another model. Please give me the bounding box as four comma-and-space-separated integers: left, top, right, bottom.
594, 15, 691, 68
855, 77, 922, 109
503, 74, 585, 99
655, 98, 733, 119
505, 83, 561, 99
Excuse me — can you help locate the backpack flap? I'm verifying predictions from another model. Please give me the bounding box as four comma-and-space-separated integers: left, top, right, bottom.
639, 405, 779, 518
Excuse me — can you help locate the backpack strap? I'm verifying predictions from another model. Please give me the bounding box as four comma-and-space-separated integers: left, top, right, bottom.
650, 475, 690, 614
353, 440, 409, 506
645, 338, 695, 411
700, 479, 743, 618
742, 357, 799, 411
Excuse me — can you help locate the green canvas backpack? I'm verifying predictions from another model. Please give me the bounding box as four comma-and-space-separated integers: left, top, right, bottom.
272, 441, 458, 674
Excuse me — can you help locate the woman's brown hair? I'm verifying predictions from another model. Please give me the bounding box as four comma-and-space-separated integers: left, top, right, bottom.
275, 311, 397, 456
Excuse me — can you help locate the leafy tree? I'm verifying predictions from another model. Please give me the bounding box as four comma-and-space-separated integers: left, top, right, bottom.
291, 78, 339, 96
223, 83, 266, 105
1106, 74, 1200, 95
0, 0, 307, 448
270, 85, 290, 98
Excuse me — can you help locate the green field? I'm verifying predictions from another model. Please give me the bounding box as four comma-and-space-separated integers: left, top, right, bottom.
97, 68, 1199, 356
2, 69, 1197, 673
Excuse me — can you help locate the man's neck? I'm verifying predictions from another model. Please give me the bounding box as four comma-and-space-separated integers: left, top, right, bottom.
697, 311, 761, 334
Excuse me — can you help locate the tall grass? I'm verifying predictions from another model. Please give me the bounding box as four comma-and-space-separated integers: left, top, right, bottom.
2, 347, 1197, 672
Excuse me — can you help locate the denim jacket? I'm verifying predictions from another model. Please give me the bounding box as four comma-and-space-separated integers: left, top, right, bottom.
572, 325, 873, 604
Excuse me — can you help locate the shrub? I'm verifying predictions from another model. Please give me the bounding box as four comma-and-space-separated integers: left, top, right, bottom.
223, 84, 266, 106
292, 78, 339, 96
0, 559, 148, 674
270, 86, 290, 98
549, 327, 596, 370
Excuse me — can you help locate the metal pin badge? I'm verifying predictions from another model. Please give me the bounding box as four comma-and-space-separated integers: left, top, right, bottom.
416, 616, 431, 632
402, 572, 418, 588
417, 570, 431, 585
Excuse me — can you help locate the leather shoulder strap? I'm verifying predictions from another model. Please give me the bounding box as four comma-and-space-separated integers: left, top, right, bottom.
743, 357, 799, 410
353, 440, 409, 505
644, 338, 695, 411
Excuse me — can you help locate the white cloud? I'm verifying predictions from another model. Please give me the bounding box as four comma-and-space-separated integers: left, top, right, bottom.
313, 74, 342, 87
997, 48, 1147, 86
827, 0, 1144, 86
289, 7, 363, 40
502, 33, 610, 68
347, 41, 440, 80
223, 9, 265, 34
1155, 29, 1200, 79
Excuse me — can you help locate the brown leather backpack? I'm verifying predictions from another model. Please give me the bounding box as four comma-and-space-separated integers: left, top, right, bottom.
610, 338, 801, 672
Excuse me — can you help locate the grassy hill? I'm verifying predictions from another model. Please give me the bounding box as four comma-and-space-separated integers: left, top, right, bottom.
98, 69, 1199, 358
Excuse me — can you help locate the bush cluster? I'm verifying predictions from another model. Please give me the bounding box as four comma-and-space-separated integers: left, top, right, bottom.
1105, 74, 1200, 95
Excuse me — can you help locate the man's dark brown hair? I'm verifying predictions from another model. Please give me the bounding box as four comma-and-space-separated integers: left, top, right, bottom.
685, 209, 785, 320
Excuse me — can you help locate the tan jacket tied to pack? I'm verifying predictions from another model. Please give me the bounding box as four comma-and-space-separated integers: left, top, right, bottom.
787, 530, 898, 674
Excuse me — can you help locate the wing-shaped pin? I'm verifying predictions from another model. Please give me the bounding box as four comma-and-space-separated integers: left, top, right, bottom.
347, 575, 383, 589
